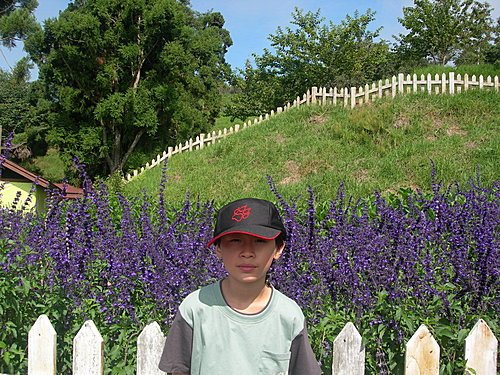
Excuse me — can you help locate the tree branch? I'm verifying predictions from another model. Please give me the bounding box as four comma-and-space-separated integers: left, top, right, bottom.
118, 128, 144, 172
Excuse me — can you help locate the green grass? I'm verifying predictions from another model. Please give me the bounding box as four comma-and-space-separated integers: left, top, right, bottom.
211, 115, 248, 132
30, 148, 66, 181
123, 89, 499, 205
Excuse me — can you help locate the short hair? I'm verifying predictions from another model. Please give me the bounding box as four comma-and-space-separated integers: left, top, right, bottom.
215, 233, 285, 248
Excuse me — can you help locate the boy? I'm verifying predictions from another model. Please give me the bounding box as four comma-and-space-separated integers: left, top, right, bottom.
159, 198, 321, 374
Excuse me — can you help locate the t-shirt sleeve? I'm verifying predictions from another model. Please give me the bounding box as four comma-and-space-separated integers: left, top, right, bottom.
158, 311, 193, 373
289, 324, 322, 375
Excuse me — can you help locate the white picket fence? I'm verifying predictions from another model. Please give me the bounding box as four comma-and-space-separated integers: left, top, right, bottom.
4, 314, 497, 374
124, 71, 500, 182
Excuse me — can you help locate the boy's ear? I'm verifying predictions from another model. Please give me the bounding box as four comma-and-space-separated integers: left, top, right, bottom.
273, 242, 285, 260
215, 244, 222, 259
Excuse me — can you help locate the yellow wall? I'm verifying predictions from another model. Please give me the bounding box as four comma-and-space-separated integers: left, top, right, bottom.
0, 182, 46, 212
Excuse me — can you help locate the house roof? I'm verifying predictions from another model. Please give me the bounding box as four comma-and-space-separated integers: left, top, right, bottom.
0, 158, 83, 199
1, 158, 51, 188
53, 183, 85, 199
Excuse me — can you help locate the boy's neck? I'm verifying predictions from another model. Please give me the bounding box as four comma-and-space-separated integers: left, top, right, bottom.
220, 278, 272, 314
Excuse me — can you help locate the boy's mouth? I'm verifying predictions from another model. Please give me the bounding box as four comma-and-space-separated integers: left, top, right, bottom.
238, 264, 256, 272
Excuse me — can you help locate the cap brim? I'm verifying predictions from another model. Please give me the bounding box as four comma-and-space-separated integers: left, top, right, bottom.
206, 225, 282, 247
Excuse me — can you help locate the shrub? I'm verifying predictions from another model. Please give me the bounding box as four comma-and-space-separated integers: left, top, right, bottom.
0, 160, 498, 374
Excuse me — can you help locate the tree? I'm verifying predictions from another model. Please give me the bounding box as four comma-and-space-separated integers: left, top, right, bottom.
0, 0, 39, 48
25, 0, 231, 177
0, 60, 52, 160
396, 0, 495, 65
227, 8, 392, 118
482, 19, 500, 64
459, 16, 500, 65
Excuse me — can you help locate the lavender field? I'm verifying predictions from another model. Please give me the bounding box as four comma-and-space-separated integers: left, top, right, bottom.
0, 164, 498, 374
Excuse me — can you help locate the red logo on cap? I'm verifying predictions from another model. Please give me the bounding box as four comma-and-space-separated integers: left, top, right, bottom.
232, 205, 251, 222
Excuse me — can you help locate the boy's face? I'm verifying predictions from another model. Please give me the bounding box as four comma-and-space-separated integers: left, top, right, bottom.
216, 233, 284, 285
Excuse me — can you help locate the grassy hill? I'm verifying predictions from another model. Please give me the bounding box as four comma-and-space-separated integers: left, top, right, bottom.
123, 89, 499, 205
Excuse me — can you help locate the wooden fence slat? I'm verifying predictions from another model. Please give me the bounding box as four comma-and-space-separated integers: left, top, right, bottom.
465, 319, 498, 374
398, 73, 404, 93
14, 314, 500, 373
332, 322, 365, 375
405, 324, 439, 375
427, 73, 432, 93
28, 314, 56, 375
137, 322, 167, 375
73, 320, 104, 375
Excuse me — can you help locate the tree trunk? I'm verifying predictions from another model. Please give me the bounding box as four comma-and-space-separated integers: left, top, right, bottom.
104, 126, 145, 175
117, 128, 144, 172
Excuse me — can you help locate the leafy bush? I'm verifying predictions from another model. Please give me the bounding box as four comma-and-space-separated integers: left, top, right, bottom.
0, 161, 498, 374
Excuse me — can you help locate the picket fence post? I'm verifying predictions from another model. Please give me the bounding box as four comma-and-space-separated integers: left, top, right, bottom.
398, 73, 404, 94
405, 324, 439, 375
465, 319, 498, 374
11, 315, 500, 374
73, 320, 104, 375
332, 322, 365, 375
311, 86, 317, 104
137, 322, 167, 375
343, 88, 348, 107
449, 72, 455, 94
28, 314, 57, 375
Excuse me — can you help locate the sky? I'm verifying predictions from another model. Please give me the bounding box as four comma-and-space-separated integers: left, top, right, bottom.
1, 0, 499, 75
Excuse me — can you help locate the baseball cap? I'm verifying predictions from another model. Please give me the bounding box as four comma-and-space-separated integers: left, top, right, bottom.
207, 198, 287, 247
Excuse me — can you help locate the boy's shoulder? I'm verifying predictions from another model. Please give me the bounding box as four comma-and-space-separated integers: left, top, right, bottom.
272, 287, 305, 320
178, 282, 220, 317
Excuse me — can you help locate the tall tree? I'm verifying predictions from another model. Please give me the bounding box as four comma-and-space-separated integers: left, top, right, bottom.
0, 0, 39, 48
0, 60, 52, 159
227, 8, 391, 118
25, 0, 231, 177
396, 0, 495, 65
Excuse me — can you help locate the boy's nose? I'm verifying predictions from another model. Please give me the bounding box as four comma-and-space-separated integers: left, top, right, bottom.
240, 243, 255, 257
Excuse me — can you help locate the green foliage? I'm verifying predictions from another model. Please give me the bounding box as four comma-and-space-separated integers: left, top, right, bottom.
24, 0, 232, 178
125, 89, 500, 206
0, 238, 164, 374
411, 63, 500, 77
227, 8, 393, 118
0, 0, 39, 48
395, 0, 496, 66
308, 284, 497, 374
0, 240, 66, 374
28, 147, 66, 181
104, 170, 126, 195
0, 68, 52, 159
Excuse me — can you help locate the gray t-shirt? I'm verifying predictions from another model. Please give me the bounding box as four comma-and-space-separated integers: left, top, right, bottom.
159, 281, 321, 375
